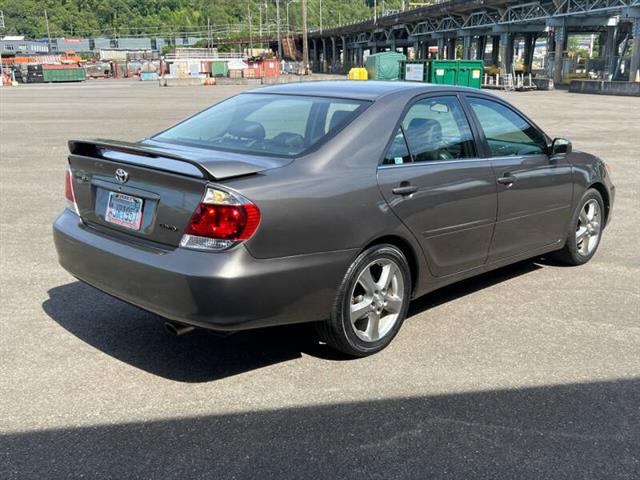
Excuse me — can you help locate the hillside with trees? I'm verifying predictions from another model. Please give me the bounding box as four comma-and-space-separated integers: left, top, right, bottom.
0, 0, 409, 40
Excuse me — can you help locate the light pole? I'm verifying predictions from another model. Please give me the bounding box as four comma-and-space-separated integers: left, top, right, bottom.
302, 0, 309, 73
248, 5, 253, 54
320, 0, 323, 32
286, 0, 298, 37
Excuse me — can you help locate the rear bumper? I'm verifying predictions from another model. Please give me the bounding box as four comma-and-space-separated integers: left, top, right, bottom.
53, 210, 356, 331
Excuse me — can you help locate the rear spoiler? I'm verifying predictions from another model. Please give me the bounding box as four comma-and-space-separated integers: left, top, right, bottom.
68, 139, 212, 179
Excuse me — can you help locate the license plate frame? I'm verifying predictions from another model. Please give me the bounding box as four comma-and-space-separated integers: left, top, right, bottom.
105, 192, 144, 231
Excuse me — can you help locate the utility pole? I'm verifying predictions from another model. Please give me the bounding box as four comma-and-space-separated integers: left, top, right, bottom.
374, 0, 377, 23
248, 5, 253, 55
44, 9, 52, 53
259, 4, 262, 47
276, 0, 282, 58
302, 0, 309, 74
320, 0, 323, 33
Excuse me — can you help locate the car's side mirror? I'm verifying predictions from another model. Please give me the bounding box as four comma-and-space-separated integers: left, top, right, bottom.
550, 138, 572, 156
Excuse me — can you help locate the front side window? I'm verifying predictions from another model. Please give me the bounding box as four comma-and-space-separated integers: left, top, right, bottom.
468, 97, 548, 157
154, 93, 367, 157
401, 96, 476, 162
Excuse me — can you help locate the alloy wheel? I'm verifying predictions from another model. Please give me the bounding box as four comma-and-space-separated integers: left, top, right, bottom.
349, 258, 405, 342
576, 199, 601, 257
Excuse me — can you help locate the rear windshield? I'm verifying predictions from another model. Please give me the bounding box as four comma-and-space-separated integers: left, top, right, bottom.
154, 93, 368, 157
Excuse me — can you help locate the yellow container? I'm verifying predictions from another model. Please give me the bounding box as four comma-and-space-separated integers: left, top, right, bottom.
348, 68, 368, 80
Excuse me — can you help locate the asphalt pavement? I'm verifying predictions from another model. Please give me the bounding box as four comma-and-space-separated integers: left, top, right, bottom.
0, 80, 638, 479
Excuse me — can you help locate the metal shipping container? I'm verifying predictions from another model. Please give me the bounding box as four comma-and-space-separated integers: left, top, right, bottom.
210, 60, 229, 77
42, 67, 86, 82
365, 52, 406, 80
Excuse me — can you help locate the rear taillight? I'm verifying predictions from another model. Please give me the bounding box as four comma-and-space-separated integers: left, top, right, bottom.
65, 168, 79, 215
180, 187, 261, 251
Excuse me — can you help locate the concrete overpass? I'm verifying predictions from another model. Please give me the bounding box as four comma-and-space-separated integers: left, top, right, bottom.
293, 0, 640, 83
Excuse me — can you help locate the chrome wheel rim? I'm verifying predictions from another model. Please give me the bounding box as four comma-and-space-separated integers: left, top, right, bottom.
349, 258, 405, 342
576, 199, 601, 257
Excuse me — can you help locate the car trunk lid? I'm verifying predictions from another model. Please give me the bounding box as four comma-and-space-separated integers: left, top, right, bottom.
67, 139, 287, 247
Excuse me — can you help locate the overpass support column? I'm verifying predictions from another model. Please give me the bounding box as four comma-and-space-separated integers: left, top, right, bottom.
437, 37, 445, 59
499, 33, 514, 73
341, 37, 349, 71
629, 18, 640, 82
553, 25, 566, 85
422, 41, 429, 59
311, 39, 318, 71
476, 35, 487, 61
331, 37, 337, 72
523, 33, 536, 73
447, 37, 457, 59
321, 38, 327, 72
463, 35, 473, 60
491, 35, 500, 66
604, 26, 617, 78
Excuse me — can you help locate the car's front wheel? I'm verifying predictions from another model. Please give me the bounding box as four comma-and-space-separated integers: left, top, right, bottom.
317, 244, 411, 357
552, 188, 605, 265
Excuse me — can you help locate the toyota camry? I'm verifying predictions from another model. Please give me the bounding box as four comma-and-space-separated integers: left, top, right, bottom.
53, 81, 615, 356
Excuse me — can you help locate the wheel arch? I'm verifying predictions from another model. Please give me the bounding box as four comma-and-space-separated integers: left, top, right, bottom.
362, 235, 421, 296
588, 181, 610, 224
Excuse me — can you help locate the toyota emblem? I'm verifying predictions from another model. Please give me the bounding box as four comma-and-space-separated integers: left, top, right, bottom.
114, 168, 129, 184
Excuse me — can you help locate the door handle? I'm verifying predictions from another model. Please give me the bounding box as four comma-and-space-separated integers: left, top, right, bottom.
392, 185, 418, 196
497, 174, 517, 186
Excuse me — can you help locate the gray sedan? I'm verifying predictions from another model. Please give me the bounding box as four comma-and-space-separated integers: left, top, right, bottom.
53, 81, 615, 356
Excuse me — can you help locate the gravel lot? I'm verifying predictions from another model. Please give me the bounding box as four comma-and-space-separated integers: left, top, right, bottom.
1, 80, 638, 479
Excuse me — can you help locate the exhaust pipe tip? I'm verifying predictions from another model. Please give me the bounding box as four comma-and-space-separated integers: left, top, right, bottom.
164, 322, 195, 336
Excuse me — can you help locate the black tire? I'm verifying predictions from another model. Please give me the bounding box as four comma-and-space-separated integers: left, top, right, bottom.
552, 188, 605, 266
316, 244, 412, 357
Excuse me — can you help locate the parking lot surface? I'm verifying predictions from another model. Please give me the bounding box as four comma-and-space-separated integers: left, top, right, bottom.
1, 81, 638, 479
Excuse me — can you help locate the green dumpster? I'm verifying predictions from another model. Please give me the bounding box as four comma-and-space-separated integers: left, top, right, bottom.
365, 51, 407, 80
427, 60, 483, 88
210, 60, 229, 77
457, 60, 483, 88
430, 60, 457, 85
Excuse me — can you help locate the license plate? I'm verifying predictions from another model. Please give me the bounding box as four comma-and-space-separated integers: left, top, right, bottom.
105, 192, 143, 230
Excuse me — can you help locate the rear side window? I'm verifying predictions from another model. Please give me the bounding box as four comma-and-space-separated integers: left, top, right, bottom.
400, 96, 476, 162
154, 94, 367, 157
468, 97, 548, 156
383, 128, 411, 165
324, 102, 361, 133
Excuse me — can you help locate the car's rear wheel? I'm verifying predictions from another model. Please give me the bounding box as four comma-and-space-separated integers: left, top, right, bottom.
552, 188, 604, 265
317, 244, 411, 357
